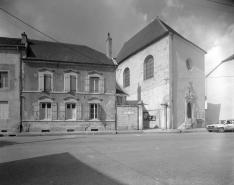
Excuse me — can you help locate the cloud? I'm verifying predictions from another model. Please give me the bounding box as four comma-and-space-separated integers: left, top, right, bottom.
165, 0, 184, 9
0, 0, 148, 57
205, 24, 234, 74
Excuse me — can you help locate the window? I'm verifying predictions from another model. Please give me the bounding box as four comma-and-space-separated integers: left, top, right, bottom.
85, 72, 105, 93
0, 101, 9, 119
144, 56, 154, 80
123, 68, 130, 87
38, 69, 54, 92
0, 72, 8, 89
64, 74, 77, 92
90, 77, 99, 93
66, 103, 76, 120
90, 103, 98, 119
40, 102, 52, 120
186, 58, 193, 71
117, 96, 122, 105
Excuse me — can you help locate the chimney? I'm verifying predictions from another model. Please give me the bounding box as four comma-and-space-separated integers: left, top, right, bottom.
21, 32, 27, 44
106, 33, 112, 59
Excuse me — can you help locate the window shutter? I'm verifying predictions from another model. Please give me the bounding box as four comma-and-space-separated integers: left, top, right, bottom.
100, 77, 105, 93
98, 103, 102, 120
76, 102, 82, 120
34, 102, 39, 120
45, 74, 52, 91
71, 75, 76, 92
39, 73, 44, 91
84, 103, 90, 120
85, 76, 90, 92
59, 102, 65, 120
65, 75, 70, 92
52, 102, 58, 120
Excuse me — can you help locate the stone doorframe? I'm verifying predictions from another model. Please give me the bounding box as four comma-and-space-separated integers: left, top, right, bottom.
184, 82, 196, 126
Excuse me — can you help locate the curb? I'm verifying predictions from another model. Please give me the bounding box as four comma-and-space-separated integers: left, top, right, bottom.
0, 129, 207, 137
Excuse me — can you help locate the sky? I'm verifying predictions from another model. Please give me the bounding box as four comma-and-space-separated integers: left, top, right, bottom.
0, 0, 233, 74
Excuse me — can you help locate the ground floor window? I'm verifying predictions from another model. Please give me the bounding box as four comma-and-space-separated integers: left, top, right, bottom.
40, 102, 52, 120
90, 103, 98, 119
0, 101, 9, 119
66, 103, 76, 120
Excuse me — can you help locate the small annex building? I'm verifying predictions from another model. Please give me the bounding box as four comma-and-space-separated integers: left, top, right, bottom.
0, 33, 117, 132
116, 18, 207, 130
206, 54, 234, 124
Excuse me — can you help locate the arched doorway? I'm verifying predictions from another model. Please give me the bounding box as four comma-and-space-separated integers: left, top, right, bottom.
187, 102, 192, 118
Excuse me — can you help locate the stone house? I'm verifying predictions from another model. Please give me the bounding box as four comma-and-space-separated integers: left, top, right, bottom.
0, 33, 117, 132
116, 18, 206, 129
206, 54, 234, 124
0, 37, 27, 132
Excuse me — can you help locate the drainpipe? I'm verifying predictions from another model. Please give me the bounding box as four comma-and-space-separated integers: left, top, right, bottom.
17, 46, 23, 132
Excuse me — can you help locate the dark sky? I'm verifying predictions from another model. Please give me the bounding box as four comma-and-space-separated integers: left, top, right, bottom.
0, 0, 233, 73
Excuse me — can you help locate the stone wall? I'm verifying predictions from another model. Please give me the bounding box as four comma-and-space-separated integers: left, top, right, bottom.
22, 121, 115, 132
116, 106, 138, 130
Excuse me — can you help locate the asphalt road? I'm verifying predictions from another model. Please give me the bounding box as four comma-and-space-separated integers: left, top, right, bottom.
0, 132, 234, 185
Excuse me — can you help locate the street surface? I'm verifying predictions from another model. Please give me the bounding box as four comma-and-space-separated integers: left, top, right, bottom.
0, 132, 234, 185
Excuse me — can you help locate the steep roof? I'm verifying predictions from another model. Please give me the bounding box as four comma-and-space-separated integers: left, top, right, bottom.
223, 54, 234, 63
116, 18, 206, 64
206, 54, 234, 77
0, 37, 115, 66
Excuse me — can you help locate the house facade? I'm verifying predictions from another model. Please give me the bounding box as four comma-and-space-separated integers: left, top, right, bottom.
206, 54, 234, 124
1, 33, 116, 132
116, 18, 206, 129
0, 37, 27, 132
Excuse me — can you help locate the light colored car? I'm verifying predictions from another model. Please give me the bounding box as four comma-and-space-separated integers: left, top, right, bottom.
206, 121, 234, 132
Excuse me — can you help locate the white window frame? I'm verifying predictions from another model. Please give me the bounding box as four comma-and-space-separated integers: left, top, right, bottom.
0, 71, 9, 90
39, 98, 53, 121
64, 72, 78, 92
90, 103, 99, 120
38, 69, 54, 92
0, 101, 9, 119
89, 76, 100, 93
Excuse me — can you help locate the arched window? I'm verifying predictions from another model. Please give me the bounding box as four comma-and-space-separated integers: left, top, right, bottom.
123, 68, 130, 87
144, 55, 154, 80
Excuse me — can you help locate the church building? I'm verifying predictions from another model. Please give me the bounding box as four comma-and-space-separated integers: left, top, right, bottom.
116, 18, 206, 129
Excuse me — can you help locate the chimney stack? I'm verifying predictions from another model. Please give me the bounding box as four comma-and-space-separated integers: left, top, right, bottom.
106, 33, 112, 59
21, 32, 27, 44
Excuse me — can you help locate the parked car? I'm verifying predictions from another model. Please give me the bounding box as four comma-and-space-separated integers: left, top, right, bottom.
206, 120, 234, 132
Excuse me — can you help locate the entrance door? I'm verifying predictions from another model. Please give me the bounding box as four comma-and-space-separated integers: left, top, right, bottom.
187, 102, 192, 118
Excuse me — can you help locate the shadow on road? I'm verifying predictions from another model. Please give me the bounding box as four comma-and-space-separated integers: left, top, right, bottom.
0, 140, 18, 148
0, 137, 85, 148
0, 152, 126, 185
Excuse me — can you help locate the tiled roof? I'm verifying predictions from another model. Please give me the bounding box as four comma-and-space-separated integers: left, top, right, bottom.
0, 37, 24, 46
0, 37, 115, 66
116, 83, 128, 96
116, 18, 206, 64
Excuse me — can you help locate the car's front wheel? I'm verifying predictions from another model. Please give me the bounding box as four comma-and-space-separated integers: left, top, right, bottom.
219, 127, 224, 133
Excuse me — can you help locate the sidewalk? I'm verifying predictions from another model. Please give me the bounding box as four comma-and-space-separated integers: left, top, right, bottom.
0, 128, 207, 137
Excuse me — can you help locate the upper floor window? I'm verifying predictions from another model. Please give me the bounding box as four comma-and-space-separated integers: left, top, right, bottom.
144, 55, 154, 80
64, 70, 79, 92
85, 71, 104, 93
90, 77, 99, 93
0, 101, 9, 119
38, 68, 54, 92
0, 72, 8, 89
123, 68, 130, 87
